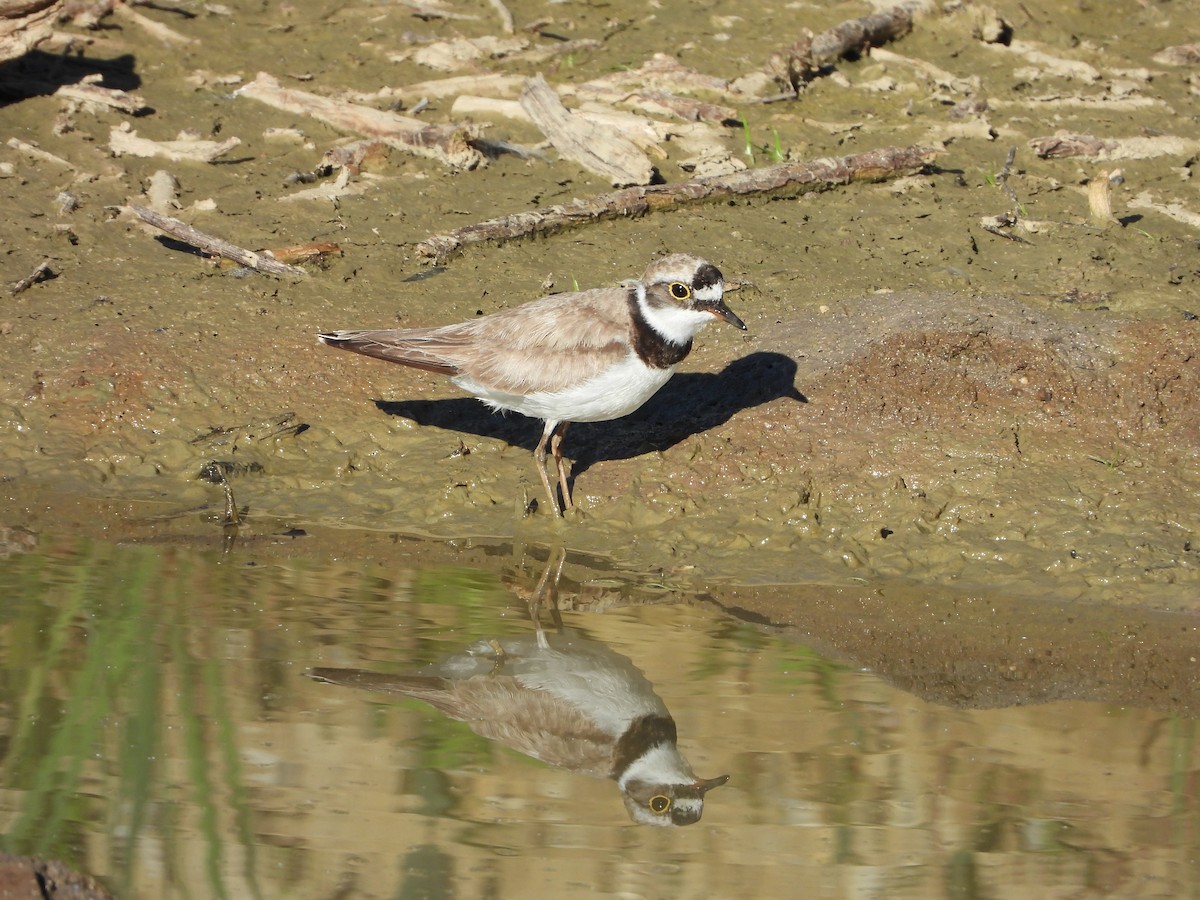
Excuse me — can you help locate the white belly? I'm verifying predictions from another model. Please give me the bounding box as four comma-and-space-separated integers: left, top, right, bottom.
456, 355, 675, 424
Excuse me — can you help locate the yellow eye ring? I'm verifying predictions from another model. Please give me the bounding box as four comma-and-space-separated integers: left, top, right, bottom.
649, 795, 671, 813
669, 282, 691, 300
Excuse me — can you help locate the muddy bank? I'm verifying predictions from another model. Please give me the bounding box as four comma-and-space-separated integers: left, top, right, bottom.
0, 0, 1197, 609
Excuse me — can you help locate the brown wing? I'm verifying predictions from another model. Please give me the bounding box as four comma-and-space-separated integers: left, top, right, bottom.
318, 326, 463, 375
321, 287, 635, 394
310, 668, 615, 776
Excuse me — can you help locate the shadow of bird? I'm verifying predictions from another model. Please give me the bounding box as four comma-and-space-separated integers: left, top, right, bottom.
376, 350, 805, 486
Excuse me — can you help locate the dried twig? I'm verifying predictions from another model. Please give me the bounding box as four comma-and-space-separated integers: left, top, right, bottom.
11, 260, 54, 295
416, 144, 940, 263
235, 72, 484, 170
980, 147, 1032, 243
6, 137, 75, 170
55, 80, 149, 114
110, 0, 195, 45
127, 205, 308, 277
768, 3, 920, 90
993, 146, 1021, 211
109, 125, 242, 163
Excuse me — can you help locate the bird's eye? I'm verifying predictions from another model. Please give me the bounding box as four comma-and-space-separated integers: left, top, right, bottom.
649, 795, 671, 814
669, 282, 691, 300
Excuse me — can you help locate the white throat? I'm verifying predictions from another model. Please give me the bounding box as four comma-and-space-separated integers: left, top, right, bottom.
616, 742, 695, 790
635, 282, 716, 345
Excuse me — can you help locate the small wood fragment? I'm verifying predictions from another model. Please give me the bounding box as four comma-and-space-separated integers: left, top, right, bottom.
55, 80, 149, 114
0, 0, 61, 63
126, 205, 308, 277
1086, 170, 1118, 227
354, 73, 525, 105
768, 4, 917, 90
109, 125, 242, 162
269, 242, 343, 265
6, 137, 76, 170
280, 167, 372, 203
235, 72, 484, 170
110, 0, 196, 45
10, 260, 54, 295
143, 169, 180, 213
582, 54, 734, 98
416, 144, 940, 263
519, 73, 655, 186
451, 95, 670, 154
979, 212, 1031, 243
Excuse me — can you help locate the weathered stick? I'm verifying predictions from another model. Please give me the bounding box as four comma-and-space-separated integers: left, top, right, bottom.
11, 260, 54, 295
235, 72, 484, 171
520, 74, 655, 186
127, 205, 308, 277
110, 0, 195, 45
416, 144, 940, 263
768, 2, 922, 90
0, 0, 60, 64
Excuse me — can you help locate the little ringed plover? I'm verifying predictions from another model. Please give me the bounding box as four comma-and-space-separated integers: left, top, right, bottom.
319, 253, 746, 514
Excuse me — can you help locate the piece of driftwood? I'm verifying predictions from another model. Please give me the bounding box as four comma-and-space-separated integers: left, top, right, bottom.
109, 125, 242, 162
768, 3, 921, 90
1086, 171, 1119, 228
355, 73, 525, 106
566, 54, 740, 123
269, 242, 342, 265
127, 204, 308, 277
56, 79, 149, 113
7, 137, 76, 169
451, 95, 670, 156
143, 169, 180, 212
519, 73, 655, 186
416, 144, 940, 263
979, 146, 1030, 243
110, 0, 195, 45
583, 53, 734, 98
235, 72, 484, 171
10, 259, 53, 295
0, 0, 61, 63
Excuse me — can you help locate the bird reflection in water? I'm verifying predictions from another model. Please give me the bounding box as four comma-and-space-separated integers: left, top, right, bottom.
311, 551, 728, 826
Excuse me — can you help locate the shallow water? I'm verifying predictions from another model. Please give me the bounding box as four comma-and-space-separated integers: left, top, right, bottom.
0, 531, 1196, 899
